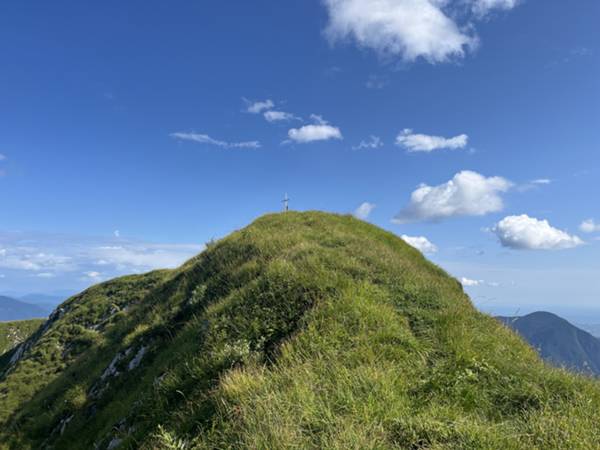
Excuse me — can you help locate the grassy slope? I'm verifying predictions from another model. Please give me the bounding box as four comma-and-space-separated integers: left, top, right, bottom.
0, 320, 44, 356
1, 212, 600, 449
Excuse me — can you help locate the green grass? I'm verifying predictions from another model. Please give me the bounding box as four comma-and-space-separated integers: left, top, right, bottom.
1, 212, 600, 449
0, 320, 44, 356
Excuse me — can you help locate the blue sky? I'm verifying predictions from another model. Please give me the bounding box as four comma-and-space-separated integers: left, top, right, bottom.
1, 1, 599, 319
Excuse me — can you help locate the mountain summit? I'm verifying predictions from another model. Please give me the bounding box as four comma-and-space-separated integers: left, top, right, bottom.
1, 212, 600, 449
498, 311, 600, 376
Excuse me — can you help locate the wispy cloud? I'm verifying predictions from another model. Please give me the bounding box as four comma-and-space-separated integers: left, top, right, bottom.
365, 74, 389, 89
353, 135, 383, 150
264, 110, 300, 122
84, 271, 102, 280
170, 132, 260, 149
394, 171, 512, 224
0, 231, 203, 286
244, 98, 274, 114
517, 178, 553, 192
396, 129, 468, 153
353, 202, 376, 220
531, 179, 552, 185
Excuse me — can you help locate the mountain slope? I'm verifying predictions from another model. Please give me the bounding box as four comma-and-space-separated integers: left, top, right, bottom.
0, 296, 49, 322
0, 320, 44, 355
498, 311, 600, 376
1, 212, 600, 449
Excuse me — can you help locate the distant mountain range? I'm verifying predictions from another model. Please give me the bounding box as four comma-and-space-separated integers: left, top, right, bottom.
497, 311, 600, 376
17, 293, 64, 311
0, 296, 51, 322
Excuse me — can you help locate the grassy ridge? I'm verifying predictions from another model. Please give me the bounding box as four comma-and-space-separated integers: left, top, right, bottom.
1, 212, 600, 449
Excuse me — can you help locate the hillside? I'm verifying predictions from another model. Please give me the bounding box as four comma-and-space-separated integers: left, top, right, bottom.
498, 312, 600, 376
0, 320, 44, 355
1, 212, 600, 449
0, 296, 49, 322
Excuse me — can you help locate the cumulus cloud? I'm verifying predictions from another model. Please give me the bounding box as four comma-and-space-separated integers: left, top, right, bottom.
353, 202, 376, 220
288, 125, 342, 143
580, 219, 600, 233
394, 171, 512, 224
244, 99, 274, 114
353, 135, 383, 150
323, 0, 478, 63
264, 110, 299, 122
322, 0, 519, 63
493, 215, 584, 250
396, 129, 468, 152
401, 235, 438, 254
288, 115, 342, 143
170, 132, 260, 149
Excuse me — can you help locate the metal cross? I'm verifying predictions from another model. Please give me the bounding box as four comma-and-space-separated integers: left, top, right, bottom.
282, 193, 290, 212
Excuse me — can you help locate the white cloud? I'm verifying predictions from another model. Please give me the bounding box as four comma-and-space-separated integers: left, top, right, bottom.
245, 99, 274, 114
322, 0, 519, 64
264, 110, 298, 122
471, 0, 519, 16
353, 135, 383, 150
114, 230, 120, 238
394, 171, 512, 224
0, 231, 203, 281
36, 272, 56, 278
353, 202, 376, 220
460, 277, 483, 287
310, 114, 328, 125
493, 215, 584, 250
580, 219, 600, 234
84, 271, 102, 279
288, 125, 342, 143
0, 249, 73, 272
91, 243, 203, 271
366, 74, 388, 89
517, 178, 553, 192
0, 154, 6, 161
396, 129, 468, 152
401, 235, 438, 254
323, 0, 478, 63
459, 277, 500, 287
531, 178, 551, 185
288, 116, 342, 143
170, 132, 260, 149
